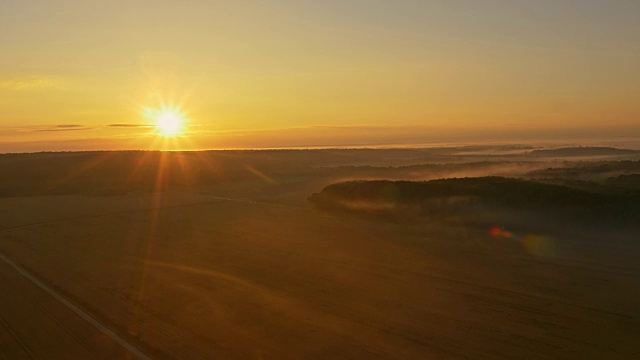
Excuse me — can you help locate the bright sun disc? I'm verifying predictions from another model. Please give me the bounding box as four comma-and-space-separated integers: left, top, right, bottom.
155, 110, 185, 136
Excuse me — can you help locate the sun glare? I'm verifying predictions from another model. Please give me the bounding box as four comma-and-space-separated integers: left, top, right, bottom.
146, 106, 188, 137
157, 111, 184, 136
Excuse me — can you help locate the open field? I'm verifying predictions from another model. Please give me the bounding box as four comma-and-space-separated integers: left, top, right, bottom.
1, 148, 640, 359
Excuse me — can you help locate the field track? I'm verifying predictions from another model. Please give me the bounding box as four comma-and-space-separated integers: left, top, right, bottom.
0, 254, 153, 360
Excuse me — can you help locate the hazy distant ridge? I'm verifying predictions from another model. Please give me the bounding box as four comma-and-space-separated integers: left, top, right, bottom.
529, 147, 639, 157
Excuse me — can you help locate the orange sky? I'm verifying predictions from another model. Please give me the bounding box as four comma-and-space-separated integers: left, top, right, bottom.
1, 1, 639, 151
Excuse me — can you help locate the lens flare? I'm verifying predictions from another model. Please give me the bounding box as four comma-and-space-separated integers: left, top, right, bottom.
489, 226, 555, 258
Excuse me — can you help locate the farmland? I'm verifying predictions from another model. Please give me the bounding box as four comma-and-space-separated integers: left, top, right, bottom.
1, 148, 639, 359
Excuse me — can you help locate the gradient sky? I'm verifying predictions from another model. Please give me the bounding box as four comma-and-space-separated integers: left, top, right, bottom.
1, 0, 639, 151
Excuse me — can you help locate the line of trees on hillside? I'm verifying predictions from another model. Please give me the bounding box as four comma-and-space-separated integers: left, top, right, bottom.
308, 177, 640, 225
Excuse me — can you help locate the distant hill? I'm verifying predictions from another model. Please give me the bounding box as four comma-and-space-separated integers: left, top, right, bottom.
0, 151, 309, 197
528, 147, 639, 157
526, 160, 640, 177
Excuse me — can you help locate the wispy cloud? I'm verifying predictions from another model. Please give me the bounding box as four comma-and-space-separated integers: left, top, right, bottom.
55, 124, 84, 128
0, 76, 56, 90
109, 123, 154, 128
35, 125, 93, 132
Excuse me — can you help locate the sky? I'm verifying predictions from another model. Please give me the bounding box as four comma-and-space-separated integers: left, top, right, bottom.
1, 0, 639, 151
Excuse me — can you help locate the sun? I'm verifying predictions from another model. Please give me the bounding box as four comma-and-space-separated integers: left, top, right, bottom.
146, 105, 188, 137
156, 111, 184, 136
143, 102, 189, 138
